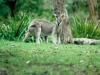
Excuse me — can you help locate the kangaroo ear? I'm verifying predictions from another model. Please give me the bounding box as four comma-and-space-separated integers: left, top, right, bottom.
60, 14, 65, 19
54, 14, 58, 18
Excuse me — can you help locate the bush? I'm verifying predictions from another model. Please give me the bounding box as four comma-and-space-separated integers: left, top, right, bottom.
71, 15, 100, 39
0, 12, 33, 41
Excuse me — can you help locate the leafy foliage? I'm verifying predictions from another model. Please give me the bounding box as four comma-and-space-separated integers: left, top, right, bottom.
0, 0, 10, 18
16, 0, 43, 13
0, 0, 53, 18
72, 15, 100, 39
0, 12, 33, 40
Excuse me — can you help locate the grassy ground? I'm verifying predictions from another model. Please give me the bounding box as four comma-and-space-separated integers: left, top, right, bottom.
0, 40, 100, 75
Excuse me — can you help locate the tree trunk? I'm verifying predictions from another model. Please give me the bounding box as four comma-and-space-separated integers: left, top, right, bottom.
87, 0, 99, 24
6, 0, 17, 17
52, 0, 73, 44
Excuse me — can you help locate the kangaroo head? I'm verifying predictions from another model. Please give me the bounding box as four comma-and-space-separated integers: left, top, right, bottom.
54, 14, 66, 26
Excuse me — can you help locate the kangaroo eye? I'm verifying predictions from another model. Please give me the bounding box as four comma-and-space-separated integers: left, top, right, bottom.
31, 25, 36, 27
60, 20, 61, 23
59, 20, 62, 24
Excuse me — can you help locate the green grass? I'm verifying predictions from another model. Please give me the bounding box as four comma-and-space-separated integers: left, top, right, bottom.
0, 40, 100, 75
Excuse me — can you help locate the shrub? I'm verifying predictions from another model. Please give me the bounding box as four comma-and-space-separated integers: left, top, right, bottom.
0, 12, 33, 41
71, 15, 100, 39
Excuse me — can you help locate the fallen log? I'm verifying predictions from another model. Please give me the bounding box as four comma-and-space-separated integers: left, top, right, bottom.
73, 38, 100, 45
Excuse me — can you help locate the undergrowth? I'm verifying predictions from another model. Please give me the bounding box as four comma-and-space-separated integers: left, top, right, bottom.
72, 15, 100, 39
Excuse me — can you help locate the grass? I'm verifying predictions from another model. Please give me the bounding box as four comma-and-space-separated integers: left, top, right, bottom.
0, 40, 100, 75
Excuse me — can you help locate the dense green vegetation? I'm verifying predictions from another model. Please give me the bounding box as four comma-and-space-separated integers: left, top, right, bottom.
0, 40, 100, 75
0, 0, 100, 41
72, 15, 100, 39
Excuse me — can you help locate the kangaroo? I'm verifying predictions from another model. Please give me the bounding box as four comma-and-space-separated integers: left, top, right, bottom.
23, 19, 62, 44
54, 13, 73, 43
